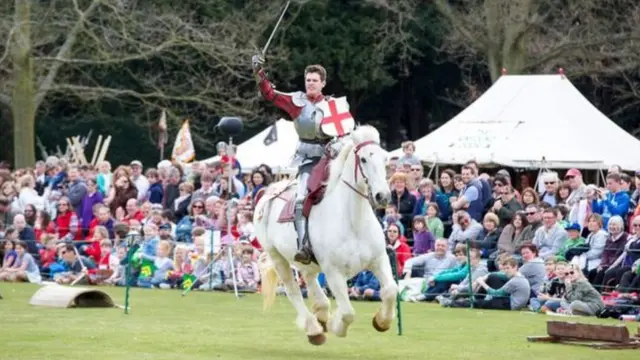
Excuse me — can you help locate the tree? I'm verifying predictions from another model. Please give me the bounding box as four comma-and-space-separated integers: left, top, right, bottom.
429, 0, 640, 102
0, 0, 298, 168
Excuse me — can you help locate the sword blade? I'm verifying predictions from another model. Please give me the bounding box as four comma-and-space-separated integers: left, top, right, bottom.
261, 1, 291, 56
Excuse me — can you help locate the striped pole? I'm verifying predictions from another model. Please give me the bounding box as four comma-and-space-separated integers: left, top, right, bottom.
386, 248, 403, 336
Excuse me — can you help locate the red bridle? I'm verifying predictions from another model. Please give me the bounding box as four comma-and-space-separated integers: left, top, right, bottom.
342, 140, 378, 200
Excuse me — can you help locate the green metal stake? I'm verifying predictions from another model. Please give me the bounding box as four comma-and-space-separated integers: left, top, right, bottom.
387, 248, 403, 336
465, 239, 474, 309
123, 244, 136, 315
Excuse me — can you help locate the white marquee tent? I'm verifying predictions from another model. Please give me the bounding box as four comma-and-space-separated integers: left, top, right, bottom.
390, 74, 640, 170
201, 119, 299, 173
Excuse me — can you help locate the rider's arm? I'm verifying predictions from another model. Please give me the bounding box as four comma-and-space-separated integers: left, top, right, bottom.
256, 69, 301, 119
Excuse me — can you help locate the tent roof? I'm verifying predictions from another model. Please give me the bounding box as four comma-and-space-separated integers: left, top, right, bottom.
391, 75, 640, 170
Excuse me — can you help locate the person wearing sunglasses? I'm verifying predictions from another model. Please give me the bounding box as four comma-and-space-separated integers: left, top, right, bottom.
556, 264, 604, 316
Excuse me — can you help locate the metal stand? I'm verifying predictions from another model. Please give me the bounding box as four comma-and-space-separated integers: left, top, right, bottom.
123, 232, 142, 314
386, 248, 403, 336
226, 137, 241, 299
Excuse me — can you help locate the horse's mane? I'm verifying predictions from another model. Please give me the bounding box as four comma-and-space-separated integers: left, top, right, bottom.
325, 125, 380, 194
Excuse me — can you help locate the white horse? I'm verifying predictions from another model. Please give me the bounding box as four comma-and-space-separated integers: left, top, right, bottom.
254, 125, 396, 346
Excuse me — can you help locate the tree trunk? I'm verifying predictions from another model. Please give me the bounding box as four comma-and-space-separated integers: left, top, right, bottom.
12, 0, 36, 168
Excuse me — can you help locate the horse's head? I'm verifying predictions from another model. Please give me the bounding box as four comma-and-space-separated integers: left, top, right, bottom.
330, 125, 390, 207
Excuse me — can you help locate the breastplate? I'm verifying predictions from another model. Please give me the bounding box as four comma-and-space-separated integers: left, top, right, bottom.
291, 92, 327, 141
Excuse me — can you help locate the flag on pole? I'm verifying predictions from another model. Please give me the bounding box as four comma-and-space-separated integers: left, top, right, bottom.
182, 274, 197, 290
158, 109, 168, 149
139, 259, 157, 278
171, 119, 196, 163
263, 123, 278, 146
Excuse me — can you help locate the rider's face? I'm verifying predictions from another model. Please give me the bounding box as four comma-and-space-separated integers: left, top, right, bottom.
305, 72, 325, 97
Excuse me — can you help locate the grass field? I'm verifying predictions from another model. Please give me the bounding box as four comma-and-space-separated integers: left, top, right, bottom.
0, 283, 638, 360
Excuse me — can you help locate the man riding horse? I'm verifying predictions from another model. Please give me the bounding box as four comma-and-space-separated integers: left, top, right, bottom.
252, 54, 354, 265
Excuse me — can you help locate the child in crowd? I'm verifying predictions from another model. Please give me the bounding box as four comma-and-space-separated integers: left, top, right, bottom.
0, 241, 41, 283
234, 246, 259, 292
167, 244, 193, 289
2, 239, 17, 271
137, 240, 174, 288
38, 235, 58, 271
411, 216, 435, 256
382, 205, 404, 234
425, 203, 445, 239
105, 245, 128, 286
88, 239, 114, 285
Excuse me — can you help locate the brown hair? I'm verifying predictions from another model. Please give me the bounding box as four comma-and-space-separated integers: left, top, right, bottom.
304, 64, 327, 82
519, 242, 539, 256
500, 256, 518, 268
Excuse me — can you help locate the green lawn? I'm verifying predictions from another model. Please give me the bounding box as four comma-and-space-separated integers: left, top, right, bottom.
0, 283, 638, 360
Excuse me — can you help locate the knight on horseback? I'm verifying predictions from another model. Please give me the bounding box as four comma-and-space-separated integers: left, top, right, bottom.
252, 54, 353, 265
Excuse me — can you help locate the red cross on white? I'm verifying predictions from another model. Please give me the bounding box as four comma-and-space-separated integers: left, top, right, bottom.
319, 97, 355, 137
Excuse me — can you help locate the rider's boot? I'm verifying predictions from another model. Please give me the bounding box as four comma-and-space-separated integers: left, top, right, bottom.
293, 200, 314, 265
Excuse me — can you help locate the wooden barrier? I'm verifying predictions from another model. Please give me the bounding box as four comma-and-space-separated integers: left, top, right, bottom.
527, 320, 640, 350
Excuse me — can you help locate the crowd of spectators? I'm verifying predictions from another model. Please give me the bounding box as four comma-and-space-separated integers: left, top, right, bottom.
0, 139, 639, 321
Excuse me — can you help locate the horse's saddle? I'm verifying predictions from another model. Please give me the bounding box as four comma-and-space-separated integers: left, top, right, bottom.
263, 156, 332, 223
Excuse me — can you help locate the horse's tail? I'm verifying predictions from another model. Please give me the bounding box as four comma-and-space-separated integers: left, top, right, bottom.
258, 252, 279, 311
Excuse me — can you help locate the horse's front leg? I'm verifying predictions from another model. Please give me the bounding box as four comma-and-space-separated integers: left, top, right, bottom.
302, 271, 331, 332
369, 253, 398, 332
324, 270, 355, 337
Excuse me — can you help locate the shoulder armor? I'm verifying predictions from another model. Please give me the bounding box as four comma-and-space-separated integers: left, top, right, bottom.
291, 91, 307, 107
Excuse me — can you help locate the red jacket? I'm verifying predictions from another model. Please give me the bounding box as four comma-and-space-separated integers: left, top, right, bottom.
34, 222, 56, 243
84, 240, 102, 264
39, 248, 57, 267
55, 211, 82, 240
123, 210, 145, 223
390, 241, 412, 276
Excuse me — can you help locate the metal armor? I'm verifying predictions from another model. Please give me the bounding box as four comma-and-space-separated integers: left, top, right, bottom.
289, 91, 331, 171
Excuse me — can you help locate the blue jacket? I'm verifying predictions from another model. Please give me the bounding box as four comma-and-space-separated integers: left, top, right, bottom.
147, 183, 164, 204
592, 190, 630, 229
353, 271, 380, 293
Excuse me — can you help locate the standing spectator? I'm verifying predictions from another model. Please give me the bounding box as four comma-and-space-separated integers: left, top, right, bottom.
396, 141, 421, 167
145, 169, 164, 204
79, 178, 104, 236
592, 173, 630, 230
451, 165, 487, 222
67, 166, 88, 217
130, 160, 150, 202
389, 172, 416, 234
96, 161, 112, 196
163, 167, 182, 210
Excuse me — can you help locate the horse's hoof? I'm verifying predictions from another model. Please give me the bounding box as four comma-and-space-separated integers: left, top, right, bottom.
372, 315, 390, 332
307, 333, 327, 346
318, 319, 328, 333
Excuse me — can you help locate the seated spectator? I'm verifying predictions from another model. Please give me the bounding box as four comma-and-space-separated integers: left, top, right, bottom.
34, 210, 56, 243
588, 215, 628, 288
451, 256, 531, 311
54, 197, 82, 241
411, 216, 435, 256
521, 187, 540, 208
88, 239, 114, 285
1, 239, 17, 270
436, 248, 488, 304
83, 225, 109, 263
572, 213, 608, 273
38, 234, 59, 271
386, 223, 411, 275
471, 212, 501, 258
539, 172, 559, 207
556, 223, 585, 261
54, 243, 96, 285
618, 259, 640, 294
105, 245, 128, 286
521, 204, 543, 243
448, 211, 483, 252
530, 258, 562, 312
518, 243, 546, 295
534, 261, 569, 313
167, 244, 194, 289
0, 240, 40, 283
410, 244, 469, 302
489, 184, 522, 226
137, 240, 174, 289
557, 264, 605, 316
233, 246, 260, 292
404, 238, 457, 279
424, 203, 444, 239
532, 208, 568, 260
348, 270, 381, 301
140, 223, 160, 261
13, 214, 37, 255
604, 216, 640, 289
495, 211, 529, 258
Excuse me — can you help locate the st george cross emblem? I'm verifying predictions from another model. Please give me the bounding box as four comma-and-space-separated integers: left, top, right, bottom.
317, 97, 355, 137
